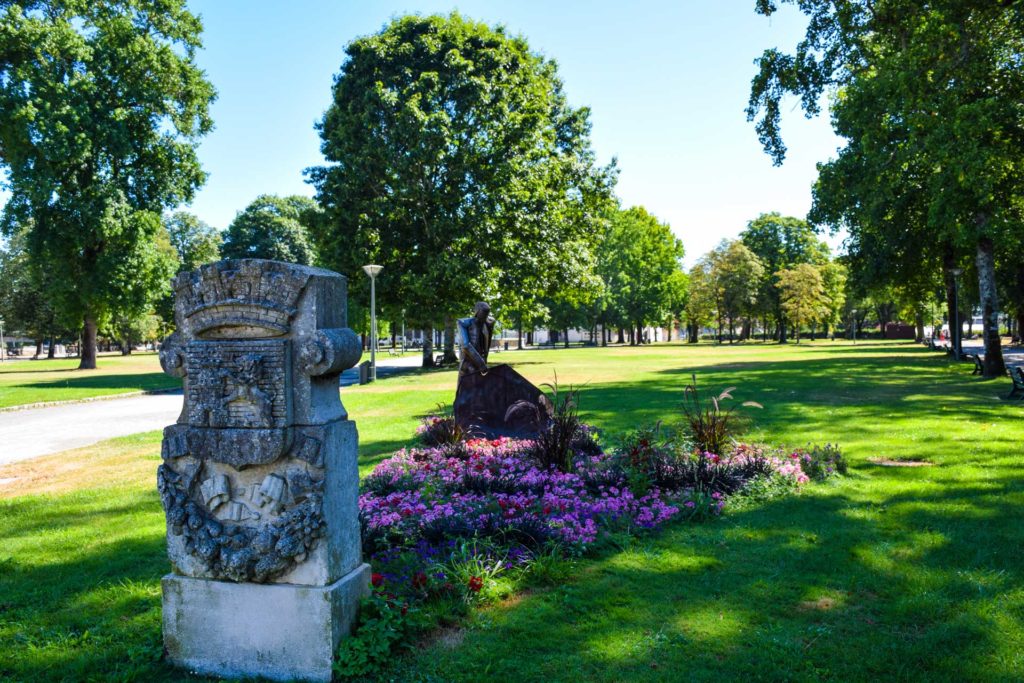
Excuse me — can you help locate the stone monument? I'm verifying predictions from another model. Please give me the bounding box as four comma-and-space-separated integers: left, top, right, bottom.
157, 259, 369, 682
453, 301, 552, 437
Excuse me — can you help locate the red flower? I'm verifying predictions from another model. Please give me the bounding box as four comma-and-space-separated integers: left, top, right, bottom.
371, 573, 385, 588
543, 505, 551, 515
411, 571, 428, 590
467, 576, 483, 593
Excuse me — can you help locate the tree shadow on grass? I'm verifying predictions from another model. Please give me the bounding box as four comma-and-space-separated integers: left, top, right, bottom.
409, 467, 1024, 682
10, 372, 180, 392
392, 348, 1024, 680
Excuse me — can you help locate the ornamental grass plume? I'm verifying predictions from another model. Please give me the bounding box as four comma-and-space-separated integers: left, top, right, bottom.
529, 376, 583, 473
681, 374, 762, 456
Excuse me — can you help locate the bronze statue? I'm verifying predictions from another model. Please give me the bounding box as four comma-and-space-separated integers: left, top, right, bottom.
457, 301, 495, 376
453, 300, 551, 437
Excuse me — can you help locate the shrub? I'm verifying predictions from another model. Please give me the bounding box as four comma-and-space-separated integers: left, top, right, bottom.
681, 374, 761, 455
798, 443, 847, 481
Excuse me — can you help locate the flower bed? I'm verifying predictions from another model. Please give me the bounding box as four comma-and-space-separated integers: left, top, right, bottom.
358, 426, 823, 581
340, 416, 843, 678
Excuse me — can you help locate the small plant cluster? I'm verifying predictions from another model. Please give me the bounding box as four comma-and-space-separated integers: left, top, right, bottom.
333, 583, 418, 679
415, 404, 468, 447
796, 443, 848, 481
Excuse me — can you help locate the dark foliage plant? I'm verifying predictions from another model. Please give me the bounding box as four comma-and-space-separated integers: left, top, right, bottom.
528, 379, 582, 473
416, 404, 468, 447
681, 374, 761, 455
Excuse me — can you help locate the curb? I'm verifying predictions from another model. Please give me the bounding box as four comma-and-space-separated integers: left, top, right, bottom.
0, 387, 182, 413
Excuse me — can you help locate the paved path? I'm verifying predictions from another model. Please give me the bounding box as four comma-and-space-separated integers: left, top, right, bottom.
0, 354, 425, 466
961, 341, 1024, 366
0, 392, 185, 465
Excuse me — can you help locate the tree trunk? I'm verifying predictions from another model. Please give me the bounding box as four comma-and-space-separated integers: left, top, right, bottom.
778, 315, 788, 344
942, 247, 959, 356
122, 338, 132, 355
914, 311, 924, 343
79, 316, 98, 369
442, 316, 458, 364
976, 236, 1005, 377
34, 338, 43, 358
564, 327, 570, 348
48, 337, 56, 359
1015, 311, 1024, 343
518, 317, 524, 350
421, 324, 434, 368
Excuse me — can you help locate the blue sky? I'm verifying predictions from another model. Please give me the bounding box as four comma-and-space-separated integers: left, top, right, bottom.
9, 2, 845, 265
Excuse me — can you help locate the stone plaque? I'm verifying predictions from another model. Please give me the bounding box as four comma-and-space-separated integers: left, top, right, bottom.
157, 259, 369, 682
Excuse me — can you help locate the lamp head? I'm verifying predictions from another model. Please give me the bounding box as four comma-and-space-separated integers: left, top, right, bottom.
362, 264, 383, 278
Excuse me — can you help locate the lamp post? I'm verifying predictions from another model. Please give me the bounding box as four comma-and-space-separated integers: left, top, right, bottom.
0, 318, 5, 362
950, 267, 963, 361
851, 309, 857, 344
362, 265, 383, 381
401, 308, 406, 353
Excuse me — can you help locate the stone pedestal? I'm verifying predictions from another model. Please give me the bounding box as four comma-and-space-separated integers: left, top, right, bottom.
156, 260, 366, 681
163, 563, 371, 682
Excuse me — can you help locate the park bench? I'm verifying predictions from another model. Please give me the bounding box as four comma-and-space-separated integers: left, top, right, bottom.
1007, 366, 1024, 400
386, 347, 403, 357
967, 353, 984, 375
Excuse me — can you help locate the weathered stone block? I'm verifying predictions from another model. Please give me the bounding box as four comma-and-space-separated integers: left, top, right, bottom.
162, 563, 371, 682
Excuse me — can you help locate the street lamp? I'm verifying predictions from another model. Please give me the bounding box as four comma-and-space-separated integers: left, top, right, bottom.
362, 265, 383, 381
851, 309, 857, 344
950, 267, 963, 361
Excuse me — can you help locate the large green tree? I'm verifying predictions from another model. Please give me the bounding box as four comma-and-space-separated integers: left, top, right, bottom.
0, 227, 63, 356
748, 0, 1023, 376
221, 195, 319, 266
708, 239, 764, 343
309, 13, 614, 367
739, 213, 828, 343
596, 206, 685, 345
684, 257, 717, 343
777, 263, 832, 343
165, 211, 222, 273
0, 0, 215, 368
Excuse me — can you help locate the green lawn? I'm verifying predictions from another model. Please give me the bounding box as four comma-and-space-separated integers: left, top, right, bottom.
0, 353, 180, 408
1, 341, 1022, 681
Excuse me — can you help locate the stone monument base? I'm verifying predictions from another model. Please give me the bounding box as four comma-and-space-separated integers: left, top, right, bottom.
162, 563, 371, 682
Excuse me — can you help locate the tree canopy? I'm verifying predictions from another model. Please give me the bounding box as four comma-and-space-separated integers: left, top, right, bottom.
221, 195, 319, 266
596, 206, 685, 343
748, 0, 1024, 375
309, 12, 614, 365
165, 212, 223, 274
740, 213, 828, 342
0, 0, 215, 368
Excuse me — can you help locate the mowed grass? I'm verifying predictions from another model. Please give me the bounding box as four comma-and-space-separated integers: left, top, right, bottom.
1, 341, 1023, 681
0, 353, 180, 408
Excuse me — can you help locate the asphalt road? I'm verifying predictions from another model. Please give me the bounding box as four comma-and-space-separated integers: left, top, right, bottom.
0, 354, 424, 466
